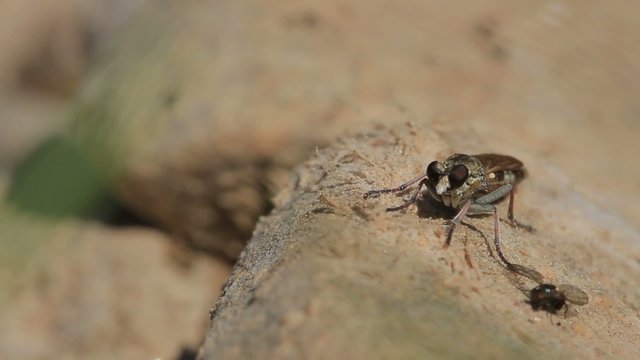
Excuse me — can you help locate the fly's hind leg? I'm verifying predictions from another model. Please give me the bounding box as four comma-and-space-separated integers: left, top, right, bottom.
476, 184, 532, 231
506, 187, 533, 232
476, 184, 513, 204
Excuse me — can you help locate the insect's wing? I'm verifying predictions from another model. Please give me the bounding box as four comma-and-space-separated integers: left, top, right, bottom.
563, 306, 579, 318
474, 154, 526, 193
558, 284, 589, 305
504, 268, 533, 296
474, 154, 524, 173
507, 263, 544, 284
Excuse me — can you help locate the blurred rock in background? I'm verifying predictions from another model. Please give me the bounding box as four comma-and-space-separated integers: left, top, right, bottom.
0, 217, 230, 360
0, 1, 231, 360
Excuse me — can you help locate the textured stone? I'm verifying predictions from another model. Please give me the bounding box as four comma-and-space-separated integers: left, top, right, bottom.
202, 123, 640, 359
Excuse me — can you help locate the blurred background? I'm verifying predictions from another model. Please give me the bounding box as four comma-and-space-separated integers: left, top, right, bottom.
0, 0, 638, 359
0, 1, 232, 359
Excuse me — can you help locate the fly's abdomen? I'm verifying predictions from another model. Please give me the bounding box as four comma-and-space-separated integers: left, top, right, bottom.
487, 169, 525, 187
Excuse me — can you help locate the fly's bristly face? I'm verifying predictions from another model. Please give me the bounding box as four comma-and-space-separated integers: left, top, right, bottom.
425, 154, 486, 208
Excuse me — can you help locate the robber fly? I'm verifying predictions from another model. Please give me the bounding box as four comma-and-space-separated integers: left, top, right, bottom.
363, 153, 529, 266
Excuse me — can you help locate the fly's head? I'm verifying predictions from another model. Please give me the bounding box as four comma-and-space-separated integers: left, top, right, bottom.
425, 154, 486, 202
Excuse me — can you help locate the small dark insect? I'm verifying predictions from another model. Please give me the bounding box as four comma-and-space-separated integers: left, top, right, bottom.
363, 153, 529, 266
507, 264, 589, 318
528, 283, 589, 317
507, 263, 589, 317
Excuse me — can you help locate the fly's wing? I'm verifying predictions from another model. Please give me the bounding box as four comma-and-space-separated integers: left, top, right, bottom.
563, 306, 579, 318
558, 284, 589, 305
474, 154, 524, 173
507, 263, 544, 284
474, 154, 526, 193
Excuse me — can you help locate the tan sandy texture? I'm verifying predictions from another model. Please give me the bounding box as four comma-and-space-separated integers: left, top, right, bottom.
64, 0, 640, 261
202, 122, 640, 359
0, 211, 231, 360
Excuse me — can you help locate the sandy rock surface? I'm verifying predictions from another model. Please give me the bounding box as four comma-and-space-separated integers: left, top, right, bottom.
202, 122, 640, 359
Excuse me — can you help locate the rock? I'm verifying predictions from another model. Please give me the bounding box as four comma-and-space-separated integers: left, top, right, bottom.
65, 0, 365, 257
0, 0, 146, 95
201, 123, 640, 359
0, 213, 230, 360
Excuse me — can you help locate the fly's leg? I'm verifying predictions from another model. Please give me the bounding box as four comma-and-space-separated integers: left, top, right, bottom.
444, 199, 472, 247
460, 220, 495, 258
363, 174, 425, 199
444, 185, 510, 248
491, 206, 512, 267
470, 198, 541, 279
507, 187, 533, 231
507, 186, 515, 220
385, 179, 427, 212
466, 202, 514, 267
477, 183, 513, 204
475, 183, 532, 231
469, 184, 515, 267
363, 174, 427, 212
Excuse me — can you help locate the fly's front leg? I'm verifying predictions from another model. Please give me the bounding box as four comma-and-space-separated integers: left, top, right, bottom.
444, 199, 472, 247
363, 174, 425, 199
363, 174, 427, 212
507, 187, 533, 231
385, 179, 427, 212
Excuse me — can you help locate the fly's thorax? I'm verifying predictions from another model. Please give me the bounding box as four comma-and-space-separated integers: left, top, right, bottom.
425, 154, 486, 209
529, 284, 566, 313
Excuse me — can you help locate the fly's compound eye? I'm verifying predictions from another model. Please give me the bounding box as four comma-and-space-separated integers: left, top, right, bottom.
426, 161, 440, 180
448, 164, 469, 188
